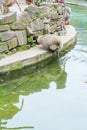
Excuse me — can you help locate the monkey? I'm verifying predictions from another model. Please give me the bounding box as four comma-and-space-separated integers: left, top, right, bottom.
37, 34, 61, 55
0, 0, 22, 15
25, 0, 37, 5
25, 0, 33, 5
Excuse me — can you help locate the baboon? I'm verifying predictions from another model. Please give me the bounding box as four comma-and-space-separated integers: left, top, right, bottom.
0, 0, 21, 14
25, 0, 33, 5
37, 34, 61, 53
25, 0, 36, 5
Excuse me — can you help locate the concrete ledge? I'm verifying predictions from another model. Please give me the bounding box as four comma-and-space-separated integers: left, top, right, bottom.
0, 25, 77, 73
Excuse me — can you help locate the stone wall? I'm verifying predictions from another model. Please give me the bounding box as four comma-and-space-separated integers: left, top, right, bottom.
0, 2, 66, 57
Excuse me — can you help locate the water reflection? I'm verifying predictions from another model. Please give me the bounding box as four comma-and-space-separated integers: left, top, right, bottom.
0, 62, 67, 129
1, 4, 87, 130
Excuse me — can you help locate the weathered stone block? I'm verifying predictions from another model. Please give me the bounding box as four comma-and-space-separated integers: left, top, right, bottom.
31, 30, 44, 37
15, 30, 27, 45
57, 25, 62, 31
0, 12, 16, 24
50, 20, 57, 26
49, 6, 57, 13
0, 31, 16, 42
39, 6, 49, 13
57, 21, 61, 26
51, 12, 59, 20
0, 25, 10, 32
30, 18, 44, 31
57, 5, 63, 15
49, 24, 57, 33
26, 26, 35, 36
11, 21, 26, 30
45, 12, 51, 19
7, 38, 18, 50
18, 12, 32, 25
0, 42, 8, 53
39, 6, 49, 19
24, 5, 40, 20
24, 4, 40, 14
44, 24, 50, 34
43, 17, 50, 24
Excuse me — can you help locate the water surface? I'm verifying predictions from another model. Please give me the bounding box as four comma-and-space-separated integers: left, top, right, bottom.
0, 4, 87, 130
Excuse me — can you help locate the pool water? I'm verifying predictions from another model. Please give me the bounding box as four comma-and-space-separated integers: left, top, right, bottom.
0, 4, 87, 130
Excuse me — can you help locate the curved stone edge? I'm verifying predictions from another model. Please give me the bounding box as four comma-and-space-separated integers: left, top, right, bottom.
66, 1, 87, 7
59, 25, 77, 56
0, 51, 54, 73
0, 25, 77, 73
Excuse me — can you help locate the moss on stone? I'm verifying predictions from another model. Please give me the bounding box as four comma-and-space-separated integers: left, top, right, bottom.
19, 20, 29, 26
27, 36, 33, 43
0, 53, 7, 59
38, 30, 44, 36
17, 45, 30, 51
40, 12, 45, 19
59, 37, 77, 57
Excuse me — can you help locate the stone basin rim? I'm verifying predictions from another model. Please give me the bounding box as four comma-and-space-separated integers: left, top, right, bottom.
0, 25, 77, 73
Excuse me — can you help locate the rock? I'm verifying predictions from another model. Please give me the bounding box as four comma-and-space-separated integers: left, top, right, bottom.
49, 24, 57, 33
43, 17, 50, 24
37, 34, 61, 51
51, 12, 59, 20
44, 24, 50, 34
24, 4, 39, 14
64, 6, 71, 24
24, 4, 39, 20
0, 25, 9, 32
15, 30, 27, 45
50, 20, 57, 26
11, 48, 17, 54
0, 31, 16, 42
30, 18, 44, 31
26, 26, 35, 36
0, 42, 8, 53
39, 6, 49, 19
57, 4, 63, 15
57, 21, 61, 26
0, 12, 16, 24
7, 38, 18, 50
45, 11, 51, 19
18, 12, 32, 25
11, 21, 26, 30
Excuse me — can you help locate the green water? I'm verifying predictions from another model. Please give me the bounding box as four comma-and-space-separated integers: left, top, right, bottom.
0, 4, 87, 130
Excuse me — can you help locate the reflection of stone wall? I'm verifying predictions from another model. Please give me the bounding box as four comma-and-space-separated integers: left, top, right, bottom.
0, 3, 65, 56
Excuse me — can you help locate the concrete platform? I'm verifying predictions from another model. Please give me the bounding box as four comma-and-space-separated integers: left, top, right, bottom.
0, 25, 77, 73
